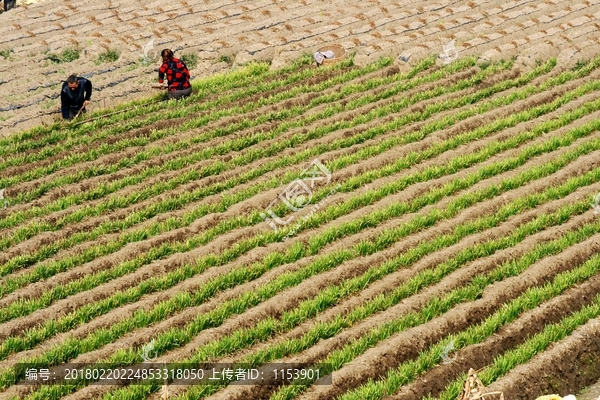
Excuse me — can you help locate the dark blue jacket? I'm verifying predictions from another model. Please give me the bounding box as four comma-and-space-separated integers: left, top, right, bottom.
61, 77, 92, 119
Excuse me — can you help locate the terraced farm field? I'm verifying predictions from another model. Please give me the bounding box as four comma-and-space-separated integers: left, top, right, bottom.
2, 51, 600, 400
2, 0, 599, 135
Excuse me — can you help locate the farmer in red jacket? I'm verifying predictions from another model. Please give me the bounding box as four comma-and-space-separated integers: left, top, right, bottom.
157, 49, 192, 99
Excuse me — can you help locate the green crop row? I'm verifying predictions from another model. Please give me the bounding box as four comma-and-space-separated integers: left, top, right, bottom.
4, 66, 537, 281
14, 169, 598, 399
442, 295, 600, 399
0, 56, 452, 212
336, 256, 600, 400
0, 56, 447, 234
2, 55, 598, 400
9, 63, 588, 288
276, 225, 600, 400
0, 57, 556, 266
3, 99, 599, 326
112, 200, 599, 400
0, 55, 592, 324
0, 59, 285, 148
4, 135, 599, 394
0, 54, 338, 154
2, 89, 599, 332
0, 59, 509, 257
2, 60, 596, 400
0, 56, 452, 229
1, 54, 596, 191
0, 56, 387, 173
228, 220, 600, 400
293, 115, 600, 257
4, 94, 597, 380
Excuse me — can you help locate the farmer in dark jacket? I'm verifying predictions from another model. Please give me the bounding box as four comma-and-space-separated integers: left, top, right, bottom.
158, 49, 192, 99
60, 75, 92, 120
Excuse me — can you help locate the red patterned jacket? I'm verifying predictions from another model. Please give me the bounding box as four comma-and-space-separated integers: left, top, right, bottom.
158, 57, 191, 90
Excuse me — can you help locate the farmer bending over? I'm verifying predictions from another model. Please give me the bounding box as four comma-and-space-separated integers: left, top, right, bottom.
60, 74, 92, 120
158, 49, 192, 99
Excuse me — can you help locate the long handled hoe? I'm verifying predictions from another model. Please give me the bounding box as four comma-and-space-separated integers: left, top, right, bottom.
72, 105, 86, 120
